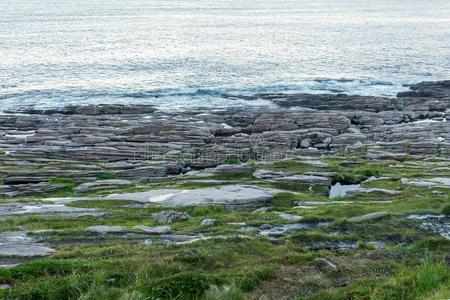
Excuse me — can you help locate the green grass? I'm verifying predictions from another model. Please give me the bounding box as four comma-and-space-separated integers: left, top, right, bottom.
0, 156, 449, 299
372, 260, 450, 300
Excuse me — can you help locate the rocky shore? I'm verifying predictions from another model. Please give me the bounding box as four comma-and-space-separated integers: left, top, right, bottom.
0, 81, 449, 299
0, 81, 449, 196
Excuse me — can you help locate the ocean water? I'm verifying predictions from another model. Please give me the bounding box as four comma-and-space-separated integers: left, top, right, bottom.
1, 0, 449, 110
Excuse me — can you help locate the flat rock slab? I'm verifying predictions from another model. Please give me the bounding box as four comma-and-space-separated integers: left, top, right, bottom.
132, 225, 171, 234
107, 185, 281, 211
86, 225, 172, 235
273, 175, 331, 186
75, 179, 132, 194
0, 232, 55, 257
274, 212, 303, 221
348, 211, 390, 223
0, 203, 104, 218
86, 226, 125, 234
346, 188, 401, 196
106, 189, 182, 203
401, 178, 450, 188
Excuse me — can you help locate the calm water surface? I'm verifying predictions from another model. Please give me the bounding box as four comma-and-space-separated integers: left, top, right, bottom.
1, 0, 449, 110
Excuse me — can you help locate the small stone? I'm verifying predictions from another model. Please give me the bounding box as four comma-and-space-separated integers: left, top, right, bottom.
153, 211, 190, 224
201, 219, 216, 227
0, 284, 11, 290
259, 224, 273, 230
323, 137, 332, 145
314, 258, 338, 272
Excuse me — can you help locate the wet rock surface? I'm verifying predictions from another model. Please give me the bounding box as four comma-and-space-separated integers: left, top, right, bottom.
408, 214, 450, 240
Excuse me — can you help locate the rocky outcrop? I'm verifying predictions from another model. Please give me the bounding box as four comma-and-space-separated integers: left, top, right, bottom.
0, 81, 449, 198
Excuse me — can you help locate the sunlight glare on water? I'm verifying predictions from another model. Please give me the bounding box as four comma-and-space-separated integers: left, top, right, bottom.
0, 0, 449, 110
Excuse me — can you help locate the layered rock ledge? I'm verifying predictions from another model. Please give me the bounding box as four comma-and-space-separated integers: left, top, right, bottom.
0, 81, 449, 196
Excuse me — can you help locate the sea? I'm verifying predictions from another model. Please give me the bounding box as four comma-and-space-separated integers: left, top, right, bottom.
1, 0, 449, 111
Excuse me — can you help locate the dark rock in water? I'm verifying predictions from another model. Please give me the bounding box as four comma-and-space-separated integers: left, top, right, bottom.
397, 80, 450, 99
153, 211, 190, 225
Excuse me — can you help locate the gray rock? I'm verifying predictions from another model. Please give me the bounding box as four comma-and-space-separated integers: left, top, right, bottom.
253, 207, 270, 213
300, 139, 311, 148
401, 178, 450, 188
346, 187, 401, 196
201, 219, 216, 227
133, 225, 171, 234
213, 164, 251, 175
314, 258, 338, 272
159, 185, 280, 211
253, 169, 289, 179
75, 179, 132, 194
274, 211, 303, 221
86, 226, 125, 234
366, 241, 386, 249
106, 189, 183, 203
0, 231, 55, 257
107, 185, 280, 211
153, 211, 190, 224
0, 203, 104, 218
0, 284, 11, 290
274, 175, 331, 186
259, 224, 273, 230
348, 211, 390, 223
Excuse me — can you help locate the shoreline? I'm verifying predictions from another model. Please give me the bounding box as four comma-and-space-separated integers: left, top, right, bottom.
0, 80, 449, 196
0, 80, 449, 299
